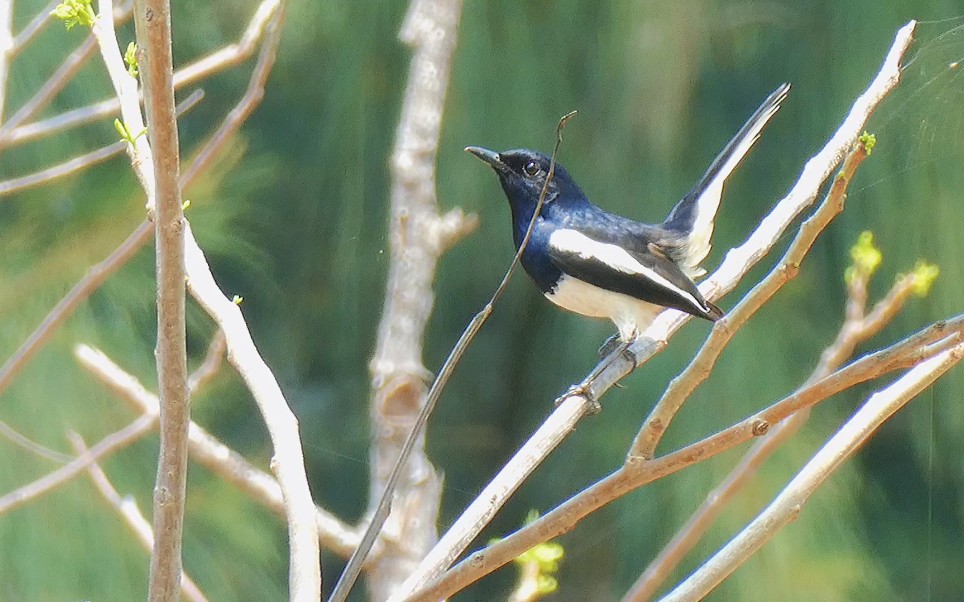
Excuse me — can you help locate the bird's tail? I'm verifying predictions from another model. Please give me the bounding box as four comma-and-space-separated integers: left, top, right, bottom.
662, 83, 791, 277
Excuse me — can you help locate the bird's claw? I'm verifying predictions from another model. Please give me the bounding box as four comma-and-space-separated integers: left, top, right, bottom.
557, 383, 601, 414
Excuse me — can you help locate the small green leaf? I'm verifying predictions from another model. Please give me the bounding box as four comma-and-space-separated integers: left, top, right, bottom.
50, 0, 96, 30
846, 230, 882, 285
124, 42, 139, 78
232, 295, 244, 305
114, 118, 133, 143
909, 261, 939, 297
182, 199, 192, 211
858, 131, 877, 156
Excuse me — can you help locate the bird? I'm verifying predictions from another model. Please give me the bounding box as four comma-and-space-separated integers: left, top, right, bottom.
466, 83, 789, 351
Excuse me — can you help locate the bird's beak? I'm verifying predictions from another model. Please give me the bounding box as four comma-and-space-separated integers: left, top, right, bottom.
465, 146, 508, 173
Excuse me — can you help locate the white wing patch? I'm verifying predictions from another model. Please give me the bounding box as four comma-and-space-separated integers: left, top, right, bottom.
683, 90, 787, 271
548, 229, 703, 311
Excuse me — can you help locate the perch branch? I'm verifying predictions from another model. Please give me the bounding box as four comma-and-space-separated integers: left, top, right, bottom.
405, 314, 960, 601
393, 20, 918, 600
629, 134, 872, 460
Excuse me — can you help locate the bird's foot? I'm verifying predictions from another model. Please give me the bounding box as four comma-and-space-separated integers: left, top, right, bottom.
598, 333, 638, 371
597, 333, 622, 358
556, 383, 601, 414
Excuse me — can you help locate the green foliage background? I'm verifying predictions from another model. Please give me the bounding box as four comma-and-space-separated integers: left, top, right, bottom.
2, 0, 963, 600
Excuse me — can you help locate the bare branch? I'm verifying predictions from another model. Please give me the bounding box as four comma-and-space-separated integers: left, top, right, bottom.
0, 414, 156, 516
0, 2, 133, 139
74, 342, 359, 557
180, 2, 282, 187
184, 220, 321, 600
188, 330, 226, 394
0, 0, 280, 150
0, 88, 203, 197
0, 6, 283, 401
660, 343, 964, 601
330, 0, 470, 600
405, 315, 961, 601
11, 1, 60, 54
629, 134, 872, 460
0, 221, 152, 400
626, 254, 925, 601
392, 21, 919, 600
68, 433, 209, 602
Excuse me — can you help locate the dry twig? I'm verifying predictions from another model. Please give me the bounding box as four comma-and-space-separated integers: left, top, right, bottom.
0, 0, 284, 402
626, 241, 929, 601
73, 342, 359, 557
404, 314, 961, 601
0, 0, 280, 150
0, 413, 156, 516
68, 433, 209, 602
660, 342, 964, 601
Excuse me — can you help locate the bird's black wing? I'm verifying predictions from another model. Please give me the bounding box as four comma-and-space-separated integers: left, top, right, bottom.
661, 83, 790, 276
545, 226, 722, 321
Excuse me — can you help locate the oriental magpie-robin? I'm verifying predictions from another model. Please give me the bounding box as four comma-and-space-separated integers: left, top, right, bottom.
467, 83, 789, 347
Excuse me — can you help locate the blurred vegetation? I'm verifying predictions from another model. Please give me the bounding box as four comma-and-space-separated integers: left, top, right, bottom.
2, 0, 964, 600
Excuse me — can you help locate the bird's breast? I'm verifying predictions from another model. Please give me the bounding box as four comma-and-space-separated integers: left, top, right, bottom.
546, 274, 661, 339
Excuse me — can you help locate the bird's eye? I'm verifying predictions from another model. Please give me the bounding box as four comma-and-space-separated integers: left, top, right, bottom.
523, 161, 540, 177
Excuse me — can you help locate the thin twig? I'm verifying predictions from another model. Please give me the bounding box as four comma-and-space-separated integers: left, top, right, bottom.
0, 89, 203, 197
397, 21, 918, 600
404, 315, 961, 601
188, 330, 226, 394
68, 433, 209, 602
0, 2, 133, 139
0, 0, 280, 150
0, 7, 283, 401
73, 343, 359, 557
629, 135, 873, 460
660, 343, 964, 601
11, 1, 60, 54
626, 261, 923, 601
348, 107, 574, 602
0, 420, 72, 463
0, 413, 156, 516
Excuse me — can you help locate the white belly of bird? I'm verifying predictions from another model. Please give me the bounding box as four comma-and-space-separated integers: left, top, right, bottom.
546, 274, 662, 341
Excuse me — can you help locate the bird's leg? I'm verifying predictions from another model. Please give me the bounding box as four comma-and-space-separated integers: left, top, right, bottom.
558, 331, 638, 414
